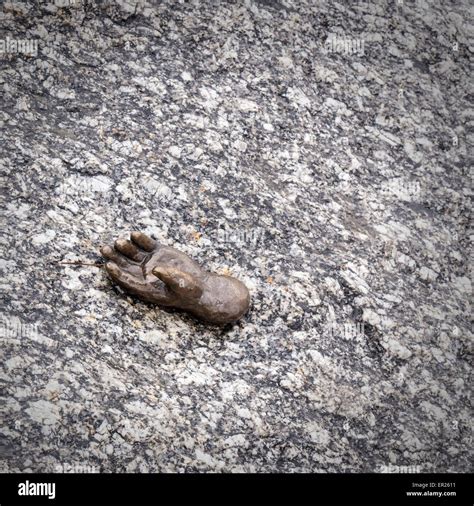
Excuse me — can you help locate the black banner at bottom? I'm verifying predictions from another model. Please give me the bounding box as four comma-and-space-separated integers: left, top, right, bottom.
0, 473, 471, 506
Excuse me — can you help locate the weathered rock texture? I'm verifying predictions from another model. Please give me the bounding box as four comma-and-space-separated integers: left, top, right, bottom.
1, 0, 472, 472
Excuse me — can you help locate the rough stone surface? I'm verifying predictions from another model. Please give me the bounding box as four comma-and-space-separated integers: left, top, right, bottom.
1, 0, 472, 473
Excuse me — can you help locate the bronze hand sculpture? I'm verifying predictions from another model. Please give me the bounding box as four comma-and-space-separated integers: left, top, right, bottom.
100, 232, 250, 324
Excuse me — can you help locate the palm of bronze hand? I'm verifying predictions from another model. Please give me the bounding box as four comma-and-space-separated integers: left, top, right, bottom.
100, 232, 250, 324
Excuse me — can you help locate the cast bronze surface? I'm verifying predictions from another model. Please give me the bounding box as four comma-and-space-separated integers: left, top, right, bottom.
100, 232, 250, 324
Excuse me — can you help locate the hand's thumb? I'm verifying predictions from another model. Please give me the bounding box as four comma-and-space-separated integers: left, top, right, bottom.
152, 265, 202, 299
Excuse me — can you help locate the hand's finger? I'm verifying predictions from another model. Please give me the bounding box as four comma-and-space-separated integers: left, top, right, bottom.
100, 245, 130, 268
130, 231, 157, 252
114, 238, 147, 262
105, 262, 169, 302
105, 261, 124, 279
152, 265, 202, 299
105, 262, 142, 290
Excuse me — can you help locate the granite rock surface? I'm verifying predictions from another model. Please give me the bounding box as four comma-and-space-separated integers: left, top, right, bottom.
1, 0, 472, 472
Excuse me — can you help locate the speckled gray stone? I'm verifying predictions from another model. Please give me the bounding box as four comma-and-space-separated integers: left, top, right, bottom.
1, 0, 472, 473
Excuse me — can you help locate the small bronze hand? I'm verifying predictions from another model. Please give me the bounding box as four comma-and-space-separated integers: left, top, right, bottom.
100, 232, 250, 324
